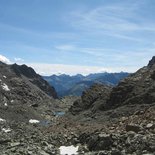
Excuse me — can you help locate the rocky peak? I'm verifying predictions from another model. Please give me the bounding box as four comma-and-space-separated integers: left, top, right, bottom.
106, 56, 155, 108
11, 63, 57, 98
11, 63, 37, 78
148, 56, 155, 67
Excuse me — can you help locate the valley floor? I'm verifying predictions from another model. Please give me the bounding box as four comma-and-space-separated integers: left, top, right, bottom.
0, 102, 155, 155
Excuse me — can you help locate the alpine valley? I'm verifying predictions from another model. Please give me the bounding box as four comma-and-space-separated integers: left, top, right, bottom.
0, 57, 155, 155
43, 72, 129, 97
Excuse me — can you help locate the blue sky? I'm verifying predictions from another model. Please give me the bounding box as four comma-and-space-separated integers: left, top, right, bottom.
0, 0, 155, 75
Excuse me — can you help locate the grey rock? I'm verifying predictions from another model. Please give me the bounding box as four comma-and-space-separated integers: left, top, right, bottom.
126, 124, 142, 133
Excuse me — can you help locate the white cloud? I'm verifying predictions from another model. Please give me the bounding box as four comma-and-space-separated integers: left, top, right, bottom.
55, 44, 121, 57
54, 44, 155, 64
55, 45, 75, 51
14, 57, 24, 62
26, 63, 138, 76
68, 1, 155, 41
0, 55, 11, 64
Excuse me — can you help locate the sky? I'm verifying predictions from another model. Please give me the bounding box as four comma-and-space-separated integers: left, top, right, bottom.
0, 0, 155, 75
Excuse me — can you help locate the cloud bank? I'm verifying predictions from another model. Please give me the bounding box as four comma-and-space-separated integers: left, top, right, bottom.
0, 55, 11, 64
27, 63, 138, 76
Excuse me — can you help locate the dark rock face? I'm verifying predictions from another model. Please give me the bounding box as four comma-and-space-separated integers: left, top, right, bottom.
69, 84, 112, 114
148, 56, 155, 67
79, 133, 113, 151
11, 64, 37, 78
11, 64, 57, 98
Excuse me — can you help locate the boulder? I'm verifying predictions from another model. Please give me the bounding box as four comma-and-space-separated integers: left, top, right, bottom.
126, 124, 142, 133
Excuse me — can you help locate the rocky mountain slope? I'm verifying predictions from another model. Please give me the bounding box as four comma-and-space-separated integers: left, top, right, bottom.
106, 56, 155, 108
66, 57, 155, 154
0, 62, 57, 122
11, 63, 57, 98
43, 72, 129, 97
70, 56, 155, 114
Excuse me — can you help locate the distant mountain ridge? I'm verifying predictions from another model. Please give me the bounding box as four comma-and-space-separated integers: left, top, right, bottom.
43, 72, 129, 97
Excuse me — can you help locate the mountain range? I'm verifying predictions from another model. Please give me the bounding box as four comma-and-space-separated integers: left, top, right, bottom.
43, 72, 129, 97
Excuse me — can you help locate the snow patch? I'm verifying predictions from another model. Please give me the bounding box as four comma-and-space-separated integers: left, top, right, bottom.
29, 119, 40, 124
11, 100, 14, 103
59, 145, 79, 155
3, 76, 7, 79
4, 103, 8, 106
1, 83, 10, 91
2, 128, 12, 133
0, 118, 6, 122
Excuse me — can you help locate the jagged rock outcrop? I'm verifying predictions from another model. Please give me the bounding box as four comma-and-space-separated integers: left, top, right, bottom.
69, 84, 112, 114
